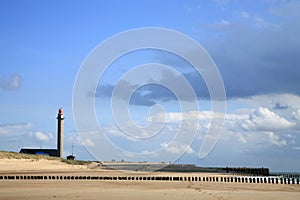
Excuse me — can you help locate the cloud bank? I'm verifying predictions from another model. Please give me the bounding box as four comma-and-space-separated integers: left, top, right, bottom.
93, 2, 300, 106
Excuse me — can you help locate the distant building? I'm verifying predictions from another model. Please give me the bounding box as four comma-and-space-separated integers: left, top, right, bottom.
19, 108, 64, 158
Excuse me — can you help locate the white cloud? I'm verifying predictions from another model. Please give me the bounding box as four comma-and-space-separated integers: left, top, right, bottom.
254, 16, 278, 29
0, 74, 21, 91
236, 132, 247, 143
0, 122, 32, 135
240, 107, 294, 131
292, 109, 300, 130
75, 135, 96, 147
152, 110, 226, 123
220, 19, 231, 26
103, 124, 163, 141
264, 131, 287, 147
161, 142, 195, 155
82, 138, 95, 147
240, 131, 288, 148
240, 11, 249, 18
34, 131, 53, 142
293, 146, 300, 150
207, 19, 232, 31
293, 109, 300, 120
210, 98, 299, 150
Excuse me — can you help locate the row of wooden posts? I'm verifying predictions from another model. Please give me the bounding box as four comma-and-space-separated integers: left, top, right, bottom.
0, 175, 299, 185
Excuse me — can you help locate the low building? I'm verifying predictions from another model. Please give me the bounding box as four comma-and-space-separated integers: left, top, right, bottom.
19, 148, 59, 157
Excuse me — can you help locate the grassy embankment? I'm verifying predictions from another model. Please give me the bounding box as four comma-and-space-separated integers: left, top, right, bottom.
0, 150, 91, 166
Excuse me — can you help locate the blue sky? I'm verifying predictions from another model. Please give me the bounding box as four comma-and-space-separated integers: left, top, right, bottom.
1, 0, 300, 172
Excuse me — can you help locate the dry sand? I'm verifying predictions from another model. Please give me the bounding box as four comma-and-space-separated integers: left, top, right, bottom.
0, 158, 299, 200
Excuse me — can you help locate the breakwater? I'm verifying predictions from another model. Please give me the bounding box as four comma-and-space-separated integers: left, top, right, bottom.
157, 165, 269, 176
104, 163, 270, 176
1, 174, 299, 185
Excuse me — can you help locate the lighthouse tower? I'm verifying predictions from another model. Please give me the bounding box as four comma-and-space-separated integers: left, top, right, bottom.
57, 108, 64, 158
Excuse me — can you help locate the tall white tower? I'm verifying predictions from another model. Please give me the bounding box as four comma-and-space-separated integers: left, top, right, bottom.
57, 108, 64, 158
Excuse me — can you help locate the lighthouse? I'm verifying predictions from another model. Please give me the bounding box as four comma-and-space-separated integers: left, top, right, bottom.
19, 108, 65, 157
57, 108, 64, 158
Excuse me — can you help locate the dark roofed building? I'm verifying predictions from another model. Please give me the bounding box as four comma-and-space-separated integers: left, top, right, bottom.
19, 148, 59, 157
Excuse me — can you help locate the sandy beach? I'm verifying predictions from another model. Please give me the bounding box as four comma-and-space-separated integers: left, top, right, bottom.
0, 158, 299, 200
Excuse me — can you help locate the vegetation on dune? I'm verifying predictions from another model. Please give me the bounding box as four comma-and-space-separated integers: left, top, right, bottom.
61, 159, 92, 166
0, 150, 90, 166
0, 150, 59, 160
